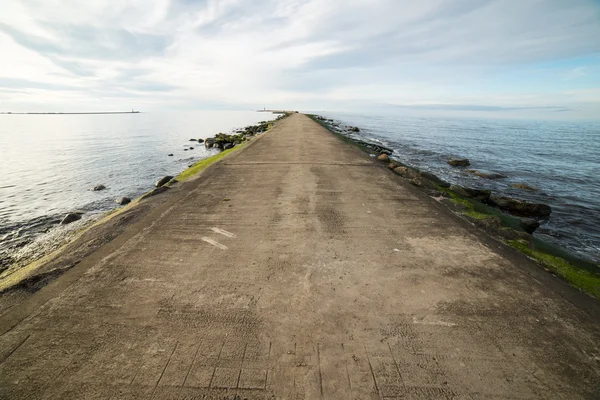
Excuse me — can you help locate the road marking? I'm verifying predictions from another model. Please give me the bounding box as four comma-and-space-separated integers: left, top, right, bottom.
201, 237, 228, 250
210, 227, 236, 238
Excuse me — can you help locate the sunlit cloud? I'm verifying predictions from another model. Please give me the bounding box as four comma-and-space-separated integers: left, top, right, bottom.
0, 0, 599, 117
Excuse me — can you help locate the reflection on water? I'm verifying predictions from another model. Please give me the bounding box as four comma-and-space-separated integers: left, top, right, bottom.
324, 111, 600, 264
0, 110, 274, 267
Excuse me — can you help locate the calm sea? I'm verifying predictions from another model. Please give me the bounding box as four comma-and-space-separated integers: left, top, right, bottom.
323, 112, 600, 265
0, 111, 274, 269
1, 111, 599, 269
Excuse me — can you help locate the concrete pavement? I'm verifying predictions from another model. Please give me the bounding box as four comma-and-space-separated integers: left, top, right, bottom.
1, 113, 599, 399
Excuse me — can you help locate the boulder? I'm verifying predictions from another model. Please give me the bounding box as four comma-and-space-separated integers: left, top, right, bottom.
92, 184, 106, 191
60, 212, 82, 225
488, 195, 551, 218
189, 138, 198, 141
155, 176, 174, 188
388, 162, 400, 170
419, 171, 450, 188
184, 148, 188, 151
223, 143, 234, 150
449, 185, 491, 203
348, 126, 360, 132
189, 147, 194, 150
474, 216, 503, 231
167, 153, 174, 156
410, 177, 438, 190
393, 166, 417, 179
377, 153, 390, 162
116, 197, 131, 206
520, 218, 541, 234
448, 158, 470, 167
205, 138, 215, 148
198, 138, 205, 143
467, 170, 506, 179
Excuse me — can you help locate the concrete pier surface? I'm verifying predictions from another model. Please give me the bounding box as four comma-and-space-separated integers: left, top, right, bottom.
1, 113, 599, 399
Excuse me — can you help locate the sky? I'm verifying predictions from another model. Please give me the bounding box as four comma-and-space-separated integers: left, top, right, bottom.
1, 0, 599, 118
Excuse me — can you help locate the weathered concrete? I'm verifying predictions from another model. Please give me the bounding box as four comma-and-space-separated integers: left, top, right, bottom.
1, 113, 599, 399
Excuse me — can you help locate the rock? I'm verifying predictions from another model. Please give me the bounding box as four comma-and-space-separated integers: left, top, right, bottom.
520, 218, 540, 234
348, 126, 360, 132
116, 197, 131, 205
205, 138, 215, 148
223, 143, 234, 150
474, 216, 503, 231
60, 212, 82, 225
393, 166, 417, 179
155, 176, 174, 188
377, 153, 390, 162
198, 138, 204, 143
168, 154, 173, 156
189, 138, 198, 141
512, 183, 538, 191
92, 184, 106, 191
448, 158, 470, 167
449, 185, 491, 203
388, 162, 400, 170
419, 171, 450, 188
410, 177, 438, 190
488, 195, 551, 218
467, 170, 506, 179
184, 148, 188, 151
189, 147, 194, 150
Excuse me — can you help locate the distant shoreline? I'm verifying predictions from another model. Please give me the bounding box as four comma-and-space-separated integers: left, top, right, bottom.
0, 111, 140, 115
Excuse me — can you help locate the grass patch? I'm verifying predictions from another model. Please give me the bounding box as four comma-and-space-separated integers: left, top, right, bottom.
176, 143, 247, 181
509, 240, 600, 300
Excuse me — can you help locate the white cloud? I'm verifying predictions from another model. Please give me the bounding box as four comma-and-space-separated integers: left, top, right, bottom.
0, 0, 599, 116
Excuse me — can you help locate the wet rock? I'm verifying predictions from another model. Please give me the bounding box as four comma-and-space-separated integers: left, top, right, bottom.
467, 170, 506, 179
205, 138, 215, 148
167, 153, 173, 156
189, 138, 198, 141
419, 171, 450, 188
512, 183, 538, 191
116, 197, 131, 206
449, 185, 491, 203
198, 138, 204, 143
388, 162, 400, 170
410, 176, 438, 190
184, 148, 188, 151
393, 166, 417, 179
189, 147, 194, 150
520, 218, 541, 234
377, 153, 390, 162
448, 158, 470, 167
60, 213, 82, 225
92, 184, 106, 191
474, 216, 503, 231
348, 126, 360, 132
488, 195, 551, 218
155, 176, 174, 188
223, 143, 234, 150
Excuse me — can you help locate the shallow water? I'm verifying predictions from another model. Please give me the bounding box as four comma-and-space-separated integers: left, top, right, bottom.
0, 111, 274, 268
322, 112, 600, 264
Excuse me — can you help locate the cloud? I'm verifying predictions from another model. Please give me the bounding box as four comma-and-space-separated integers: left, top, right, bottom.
0, 0, 599, 117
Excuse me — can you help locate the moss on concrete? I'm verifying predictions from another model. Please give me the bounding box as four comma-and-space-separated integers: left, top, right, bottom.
509, 240, 600, 300
177, 142, 247, 182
